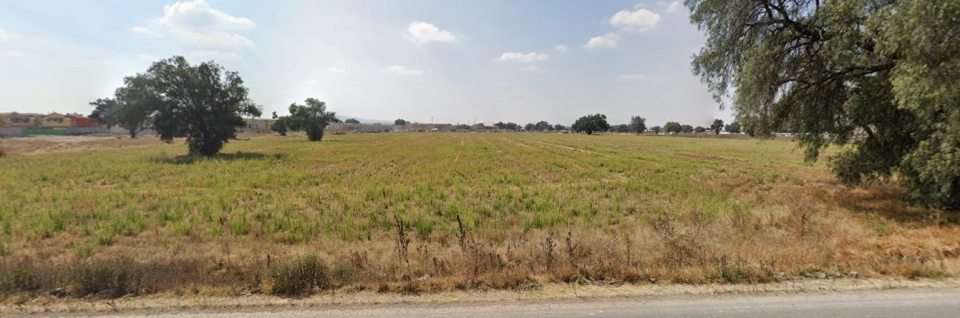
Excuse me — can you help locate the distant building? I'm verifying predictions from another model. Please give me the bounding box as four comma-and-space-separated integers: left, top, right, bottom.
238, 118, 277, 133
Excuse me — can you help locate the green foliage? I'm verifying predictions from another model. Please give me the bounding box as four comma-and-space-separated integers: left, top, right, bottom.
88, 98, 118, 128
612, 124, 630, 133
572, 114, 610, 135
524, 123, 534, 131
688, 0, 960, 209
270, 112, 289, 136
681, 125, 694, 134
288, 98, 339, 142
663, 122, 682, 134
534, 121, 552, 131
724, 121, 742, 134
651, 126, 662, 134
344, 118, 360, 124
710, 119, 724, 135
630, 116, 647, 135
553, 124, 565, 131
146, 56, 262, 156
269, 255, 330, 297
395, 118, 408, 125
113, 75, 162, 138
694, 126, 706, 134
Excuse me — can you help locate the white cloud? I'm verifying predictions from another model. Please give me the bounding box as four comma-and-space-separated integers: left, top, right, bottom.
405, 21, 456, 43
137, 0, 256, 49
554, 45, 568, 53
190, 50, 242, 61
327, 67, 344, 73
384, 65, 424, 76
584, 33, 620, 49
618, 74, 646, 80
520, 65, 538, 72
3, 51, 26, 58
609, 8, 661, 32
0, 28, 10, 41
130, 26, 156, 36
496, 52, 550, 63
659, 1, 682, 13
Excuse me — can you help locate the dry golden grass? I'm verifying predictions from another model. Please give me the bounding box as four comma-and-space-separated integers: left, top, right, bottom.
0, 132, 957, 302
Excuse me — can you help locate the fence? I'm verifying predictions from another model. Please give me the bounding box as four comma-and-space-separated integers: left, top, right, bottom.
0, 128, 23, 137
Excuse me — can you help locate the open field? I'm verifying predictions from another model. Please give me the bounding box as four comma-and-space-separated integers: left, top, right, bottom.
1, 133, 958, 303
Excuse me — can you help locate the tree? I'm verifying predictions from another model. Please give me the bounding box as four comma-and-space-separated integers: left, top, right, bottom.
494, 122, 506, 129
724, 121, 741, 134
395, 119, 408, 125
663, 122, 682, 134
145, 56, 262, 156
651, 126, 661, 135
694, 126, 706, 134
113, 75, 161, 138
553, 124, 565, 131
344, 118, 360, 124
710, 119, 724, 135
524, 123, 535, 132
688, 0, 960, 209
88, 98, 118, 128
288, 98, 339, 141
505, 122, 519, 131
681, 125, 694, 134
571, 114, 610, 135
270, 112, 288, 136
629, 116, 647, 135
535, 121, 551, 131
613, 124, 630, 133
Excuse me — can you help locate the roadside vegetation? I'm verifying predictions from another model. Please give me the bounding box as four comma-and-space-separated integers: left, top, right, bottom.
0, 133, 956, 300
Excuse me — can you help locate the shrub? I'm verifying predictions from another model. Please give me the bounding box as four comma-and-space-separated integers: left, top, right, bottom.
269, 254, 330, 297
71, 257, 141, 298
0, 263, 42, 295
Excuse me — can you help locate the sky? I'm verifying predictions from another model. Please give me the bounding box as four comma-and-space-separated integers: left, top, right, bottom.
0, 0, 733, 127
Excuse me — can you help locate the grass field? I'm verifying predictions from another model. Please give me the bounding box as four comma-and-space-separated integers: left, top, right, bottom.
0, 133, 957, 299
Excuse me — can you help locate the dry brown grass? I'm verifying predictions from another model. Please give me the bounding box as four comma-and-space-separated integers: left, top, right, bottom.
0, 133, 957, 303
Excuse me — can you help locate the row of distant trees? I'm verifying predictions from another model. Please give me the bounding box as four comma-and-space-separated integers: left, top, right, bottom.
89, 56, 338, 157
568, 114, 743, 136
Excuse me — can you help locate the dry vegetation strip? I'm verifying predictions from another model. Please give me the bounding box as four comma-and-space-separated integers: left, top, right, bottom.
0, 133, 958, 301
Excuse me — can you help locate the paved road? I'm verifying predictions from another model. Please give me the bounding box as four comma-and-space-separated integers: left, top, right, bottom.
36, 289, 960, 317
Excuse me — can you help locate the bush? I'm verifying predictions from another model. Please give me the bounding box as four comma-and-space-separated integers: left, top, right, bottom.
0, 263, 42, 295
269, 255, 330, 297
71, 257, 141, 298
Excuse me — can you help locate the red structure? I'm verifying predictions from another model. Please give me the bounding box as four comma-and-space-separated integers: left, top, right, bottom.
66, 115, 98, 128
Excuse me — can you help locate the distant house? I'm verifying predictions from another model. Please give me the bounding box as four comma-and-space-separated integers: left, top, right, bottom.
238, 118, 277, 133
66, 115, 98, 128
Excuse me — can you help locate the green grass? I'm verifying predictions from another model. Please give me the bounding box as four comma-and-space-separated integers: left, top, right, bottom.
0, 133, 817, 245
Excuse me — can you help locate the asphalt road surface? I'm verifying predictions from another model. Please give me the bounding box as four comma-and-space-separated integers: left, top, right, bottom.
34, 289, 960, 318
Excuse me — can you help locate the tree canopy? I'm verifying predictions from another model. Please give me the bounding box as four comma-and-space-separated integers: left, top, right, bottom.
694, 126, 707, 134
688, 0, 960, 209
395, 119, 408, 125
572, 114, 610, 135
630, 116, 647, 135
344, 118, 360, 124
288, 98, 339, 141
651, 126, 662, 134
142, 56, 262, 156
724, 121, 742, 134
710, 119, 724, 135
663, 122, 682, 134
113, 75, 161, 138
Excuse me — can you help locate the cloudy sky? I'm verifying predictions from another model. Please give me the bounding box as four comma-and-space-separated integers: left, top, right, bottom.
0, 0, 731, 126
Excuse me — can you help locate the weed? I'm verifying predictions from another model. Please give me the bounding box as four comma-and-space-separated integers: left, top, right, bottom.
269, 254, 330, 297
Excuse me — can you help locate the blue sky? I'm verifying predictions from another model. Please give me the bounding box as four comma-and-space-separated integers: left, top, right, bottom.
0, 0, 731, 127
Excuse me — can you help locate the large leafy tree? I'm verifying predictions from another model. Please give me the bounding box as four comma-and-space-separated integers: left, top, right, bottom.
113, 75, 161, 138
146, 56, 262, 156
681, 125, 694, 134
270, 112, 288, 136
288, 98, 339, 141
686, 0, 960, 209
630, 116, 647, 135
572, 114, 610, 135
688, 0, 960, 209
651, 126, 662, 135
